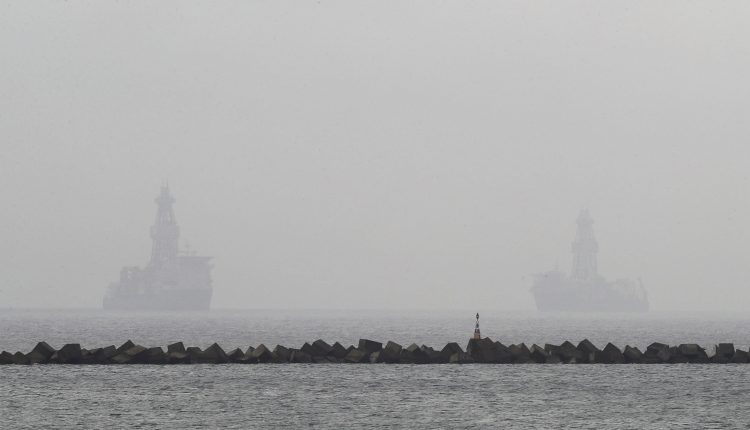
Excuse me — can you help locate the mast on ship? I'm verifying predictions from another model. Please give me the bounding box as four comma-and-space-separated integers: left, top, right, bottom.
570, 209, 598, 281
149, 185, 180, 268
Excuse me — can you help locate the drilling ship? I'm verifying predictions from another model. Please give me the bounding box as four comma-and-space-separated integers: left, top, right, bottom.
103, 186, 213, 310
531, 210, 649, 313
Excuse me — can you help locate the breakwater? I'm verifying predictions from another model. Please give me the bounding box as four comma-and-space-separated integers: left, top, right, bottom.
1, 338, 748, 365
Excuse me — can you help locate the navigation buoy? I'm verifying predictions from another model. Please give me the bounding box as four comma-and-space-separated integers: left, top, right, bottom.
473, 312, 481, 340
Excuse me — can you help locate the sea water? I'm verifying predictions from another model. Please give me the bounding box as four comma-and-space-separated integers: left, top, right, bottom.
1, 309, 749, 428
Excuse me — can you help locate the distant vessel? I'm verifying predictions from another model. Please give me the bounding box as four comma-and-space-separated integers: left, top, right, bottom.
531, 210, 649, 313
103, 186, 213, 311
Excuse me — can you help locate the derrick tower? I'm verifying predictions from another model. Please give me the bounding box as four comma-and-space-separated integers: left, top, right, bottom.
149, 185, 180, 268
570, 209, 598, 281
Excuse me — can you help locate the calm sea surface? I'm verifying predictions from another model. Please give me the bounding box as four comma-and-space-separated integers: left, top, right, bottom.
1, 309, 750, 429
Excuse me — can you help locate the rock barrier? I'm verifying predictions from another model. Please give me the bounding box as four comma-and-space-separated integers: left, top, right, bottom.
1, 338, 748, 365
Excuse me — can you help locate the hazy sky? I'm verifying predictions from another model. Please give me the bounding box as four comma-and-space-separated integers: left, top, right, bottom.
1, 1, 748, 310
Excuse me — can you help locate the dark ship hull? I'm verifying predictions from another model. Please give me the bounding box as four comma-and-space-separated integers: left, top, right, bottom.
103, 288, 212, 311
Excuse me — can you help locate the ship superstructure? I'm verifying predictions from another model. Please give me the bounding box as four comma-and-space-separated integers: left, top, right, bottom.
530, 210, 648, 312
103, 186, 212, 310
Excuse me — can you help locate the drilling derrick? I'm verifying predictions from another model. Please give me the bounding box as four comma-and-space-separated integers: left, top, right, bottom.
149, 186, 180, 269
571, 209, 599, 281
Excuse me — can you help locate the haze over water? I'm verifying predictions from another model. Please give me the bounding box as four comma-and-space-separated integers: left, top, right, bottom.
3, 1, 750, 428
1, 1, 750, 312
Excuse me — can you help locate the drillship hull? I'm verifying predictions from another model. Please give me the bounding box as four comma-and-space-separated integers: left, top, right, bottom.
531, 283, 649, 313
103, 288, 212, 311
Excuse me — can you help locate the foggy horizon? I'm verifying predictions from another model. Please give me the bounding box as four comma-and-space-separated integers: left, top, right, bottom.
2, 1, 749, 311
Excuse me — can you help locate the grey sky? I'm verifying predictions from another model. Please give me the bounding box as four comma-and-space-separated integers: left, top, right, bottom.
1, 1, 748, 310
